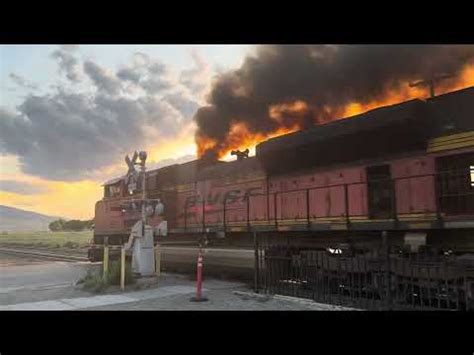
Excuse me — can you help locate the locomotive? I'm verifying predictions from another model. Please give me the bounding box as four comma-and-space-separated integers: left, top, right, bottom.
90, 86, 474, 262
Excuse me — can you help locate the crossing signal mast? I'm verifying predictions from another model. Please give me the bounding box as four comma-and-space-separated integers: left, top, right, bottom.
123, 150, 164, 277
408, 73, 454, 98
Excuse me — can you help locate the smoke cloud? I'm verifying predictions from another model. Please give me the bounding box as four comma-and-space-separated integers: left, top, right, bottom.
195, 45, 474, 159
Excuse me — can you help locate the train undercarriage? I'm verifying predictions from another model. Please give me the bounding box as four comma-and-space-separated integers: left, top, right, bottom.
254, 229, 474, 310
89, 226, 474, 310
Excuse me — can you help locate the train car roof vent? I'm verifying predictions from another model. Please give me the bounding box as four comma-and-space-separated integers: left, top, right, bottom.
231, 149, 250, 161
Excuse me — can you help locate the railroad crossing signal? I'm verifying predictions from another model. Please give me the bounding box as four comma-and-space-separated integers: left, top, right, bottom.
125, 151, 140, 194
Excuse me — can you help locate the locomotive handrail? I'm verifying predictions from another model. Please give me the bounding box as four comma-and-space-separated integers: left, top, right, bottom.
176, 168, 474, 232
247, 169, 468, 199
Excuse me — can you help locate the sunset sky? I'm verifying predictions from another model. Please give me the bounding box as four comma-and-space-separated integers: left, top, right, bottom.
0, 45, 252, 219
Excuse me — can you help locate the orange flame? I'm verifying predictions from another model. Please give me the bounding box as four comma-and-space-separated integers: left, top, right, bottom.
342, 64, 474, 118
223, 123, 299, 159
196, 135, 219, 158
198, 64, 474, 160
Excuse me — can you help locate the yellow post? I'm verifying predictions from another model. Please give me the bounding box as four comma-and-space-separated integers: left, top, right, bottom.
120, 247, 126, 291
103, 246, 109, 280
155, 244, 161, 277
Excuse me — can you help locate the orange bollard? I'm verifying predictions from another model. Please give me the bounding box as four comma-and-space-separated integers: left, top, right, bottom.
190, 245, 208, 302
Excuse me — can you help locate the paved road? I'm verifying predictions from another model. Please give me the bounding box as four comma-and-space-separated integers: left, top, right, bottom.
0, 245, 255, 306
0, 270, 353, 310
0, 252, 95, 305
0, 251, 355, 310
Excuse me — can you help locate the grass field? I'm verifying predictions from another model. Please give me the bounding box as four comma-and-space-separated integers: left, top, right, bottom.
0, 230, 93, 249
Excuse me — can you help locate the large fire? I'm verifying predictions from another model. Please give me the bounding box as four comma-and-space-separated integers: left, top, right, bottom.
198, 64, 474, 160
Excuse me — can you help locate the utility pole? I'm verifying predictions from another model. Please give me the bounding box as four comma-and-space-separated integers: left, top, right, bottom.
138, 151, 147, 230
409, 73, 454, 98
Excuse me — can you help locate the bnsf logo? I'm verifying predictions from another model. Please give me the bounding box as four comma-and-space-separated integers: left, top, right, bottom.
185, 187, 262, 207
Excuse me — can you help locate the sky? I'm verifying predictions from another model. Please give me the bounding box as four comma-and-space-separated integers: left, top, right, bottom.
0, 45, 252, 219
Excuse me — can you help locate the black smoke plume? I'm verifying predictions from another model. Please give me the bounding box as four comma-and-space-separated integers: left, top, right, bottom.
194, 45, 474, 159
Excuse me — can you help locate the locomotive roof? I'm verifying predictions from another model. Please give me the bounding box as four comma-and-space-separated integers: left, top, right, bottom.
257, 87, 474, 175
102, 176, 125, 186
196, 156, 263, 181
425, 86, 474, 135
257, 98, 426, 153
151, 159, 224, 186
258, 86, 474, 156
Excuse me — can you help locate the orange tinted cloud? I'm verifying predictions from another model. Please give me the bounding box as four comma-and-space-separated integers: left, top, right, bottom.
0, 124, 198, 219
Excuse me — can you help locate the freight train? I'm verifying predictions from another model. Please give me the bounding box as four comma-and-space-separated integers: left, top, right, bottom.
90, 87, 474, 262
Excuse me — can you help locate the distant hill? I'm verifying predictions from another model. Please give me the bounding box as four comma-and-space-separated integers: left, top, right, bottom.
0, 205, 63, 232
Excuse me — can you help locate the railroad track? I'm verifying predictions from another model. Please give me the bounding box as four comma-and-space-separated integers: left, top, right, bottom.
0, 246, 89, 263
0, 244, 254, 282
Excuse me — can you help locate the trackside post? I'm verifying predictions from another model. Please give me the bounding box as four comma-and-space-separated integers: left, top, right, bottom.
120, 246, 126, 291
103, 245, 109, 280
155, 244, 161, 277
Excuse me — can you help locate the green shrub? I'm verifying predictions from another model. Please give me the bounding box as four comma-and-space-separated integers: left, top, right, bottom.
63, 241, 74, 248
80, 270, 108, 293
79, 260, 135, 293
106, 260, 135, 286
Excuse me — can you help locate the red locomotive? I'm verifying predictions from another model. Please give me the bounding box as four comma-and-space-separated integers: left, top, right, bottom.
90, 87, 474, 260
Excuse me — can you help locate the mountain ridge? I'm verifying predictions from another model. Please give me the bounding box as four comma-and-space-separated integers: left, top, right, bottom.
0, 205, 64, 232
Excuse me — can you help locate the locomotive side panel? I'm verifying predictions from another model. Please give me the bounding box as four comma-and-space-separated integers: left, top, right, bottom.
392, 156, 436, 216
268, 166, 368, 221
327, 171, 345, 218
344, 167, 368, 217
94, 199, 125, 235
175, 186, 199, 228
308, 173, 330, 218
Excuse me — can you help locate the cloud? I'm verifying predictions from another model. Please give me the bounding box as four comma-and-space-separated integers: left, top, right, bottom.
116, 66, 141, 83
116, 52, 174, 94
0, 180, 48, 195
9, 73, 38, 91
140, 77, 173, 94
83, 60, 122, 95
50, 45, 82, 82
163, 91, 201, 119
150, 154, 196, 170
179, 49, 211, 98
0, 92, 186, 180
0, 47, 207, 181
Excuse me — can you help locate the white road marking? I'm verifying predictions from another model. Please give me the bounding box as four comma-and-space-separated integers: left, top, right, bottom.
126, 286, 198, 300
0, 300, 76, 311
0, 282, 72, 294
0, 285, 199, 310
60, 295, 135, 308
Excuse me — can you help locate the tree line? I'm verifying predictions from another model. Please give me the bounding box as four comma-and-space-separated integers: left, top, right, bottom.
49, 219, 94, 232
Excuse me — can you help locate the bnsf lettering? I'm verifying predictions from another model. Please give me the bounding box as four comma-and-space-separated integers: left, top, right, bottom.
207, 191, 221, 205
223, 190, 241, 204
185, 195, 199, 208
184, 187, 262, 207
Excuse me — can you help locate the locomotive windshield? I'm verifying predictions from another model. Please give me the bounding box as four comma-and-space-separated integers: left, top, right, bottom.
104, 183, 121, 198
